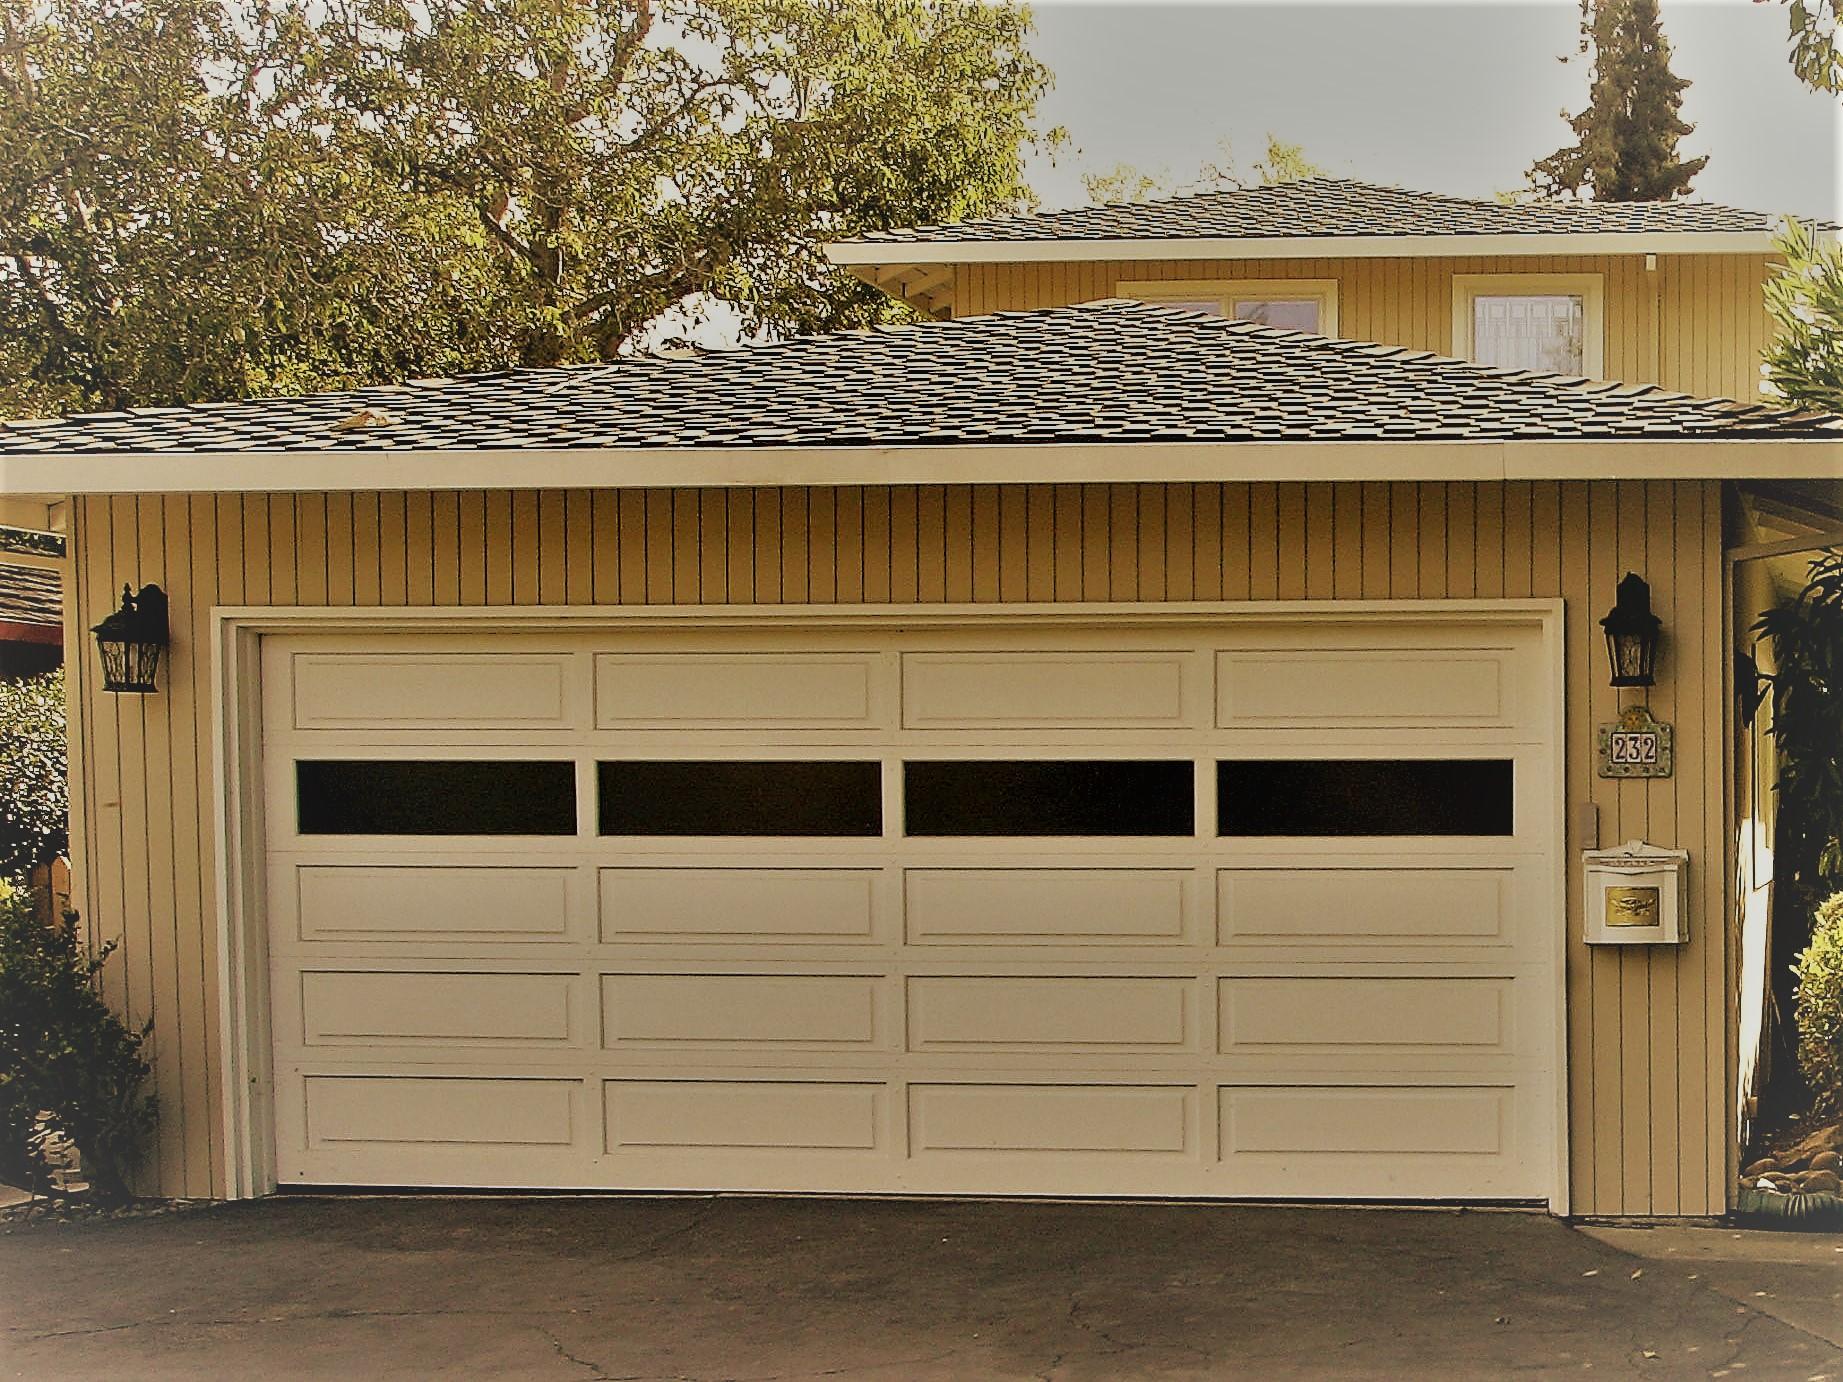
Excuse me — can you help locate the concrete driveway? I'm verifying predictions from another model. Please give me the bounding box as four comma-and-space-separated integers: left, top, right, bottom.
1, 1196, 1839, 1380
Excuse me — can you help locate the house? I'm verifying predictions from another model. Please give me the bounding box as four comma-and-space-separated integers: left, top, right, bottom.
0, 523, 64, 679
1, 177, 1840, 1217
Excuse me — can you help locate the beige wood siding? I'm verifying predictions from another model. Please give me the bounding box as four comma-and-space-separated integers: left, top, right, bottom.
64, 481, 1729, 1215
956, 256, 1772, 401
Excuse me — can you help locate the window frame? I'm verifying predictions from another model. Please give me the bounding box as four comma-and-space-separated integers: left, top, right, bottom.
1116, 278, 1340, 338
1451, 272, 1605, 379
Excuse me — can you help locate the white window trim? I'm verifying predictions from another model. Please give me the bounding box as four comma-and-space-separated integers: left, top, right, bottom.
1452, 273, 1605, 379
1116, 278, 1340, 338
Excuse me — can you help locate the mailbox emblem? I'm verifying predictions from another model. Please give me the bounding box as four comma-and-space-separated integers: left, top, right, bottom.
1606, 886, 1661, 928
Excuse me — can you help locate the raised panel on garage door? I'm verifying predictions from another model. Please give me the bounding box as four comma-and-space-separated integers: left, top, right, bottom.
596, 653, 881, 728
288, 653, 580, 731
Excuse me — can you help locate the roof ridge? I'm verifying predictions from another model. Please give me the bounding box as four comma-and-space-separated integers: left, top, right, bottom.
831, 177, 1834, 250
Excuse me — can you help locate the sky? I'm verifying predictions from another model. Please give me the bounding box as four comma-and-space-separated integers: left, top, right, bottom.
1021, 0, 1841, 218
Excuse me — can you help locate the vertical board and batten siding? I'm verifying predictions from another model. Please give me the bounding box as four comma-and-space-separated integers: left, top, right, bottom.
65, 481, 1729, 1215
956, 256, 1772, 401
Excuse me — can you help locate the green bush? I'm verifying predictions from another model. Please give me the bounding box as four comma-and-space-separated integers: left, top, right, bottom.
1795, 892, 1843, 1114
0, 881, 156, 1203
0, 669, 68, 878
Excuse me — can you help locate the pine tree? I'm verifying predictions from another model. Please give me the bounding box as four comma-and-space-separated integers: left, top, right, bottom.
1528, 0, 1709, 201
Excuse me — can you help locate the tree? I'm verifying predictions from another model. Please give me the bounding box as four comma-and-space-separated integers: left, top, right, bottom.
1763, 0, 1843, 92
0, 669, 66, 879
1081, 163, 1168, 206
1080, 134, 1324, 206
0, 0, 489, 417
1527, 0, 1708, 201
1763, 217, 1843, 413
1250, 137, 1322, 187
0, 0, 1058, 415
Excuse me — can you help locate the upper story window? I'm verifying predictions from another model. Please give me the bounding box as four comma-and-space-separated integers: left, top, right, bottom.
1452, 273, 1604, 378
1118, 279, 1339, 338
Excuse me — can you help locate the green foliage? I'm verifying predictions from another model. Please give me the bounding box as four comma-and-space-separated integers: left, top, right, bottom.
1769, 0, 1843, 92
0, 881, 156, 1203
1081, 163, 1168, 207
1755, 550, 1843, 891
1795, 893, 1843, 1113
1764, 217, 1843, 414
1080, 135, 1323, 206
1250, 138, 1322, 187
0, 668, 66, 878
1527, 0, 1707, 201
1, 0, 1058, 414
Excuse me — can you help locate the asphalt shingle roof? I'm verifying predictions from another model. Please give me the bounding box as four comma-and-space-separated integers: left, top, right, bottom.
0, 563, 60, 627
839, 177, 1829, 247
1, 301, 1834, 457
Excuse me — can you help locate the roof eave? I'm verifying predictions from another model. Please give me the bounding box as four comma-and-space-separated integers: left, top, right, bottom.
6, 436, 1842, 498
826, 229, 1817, 268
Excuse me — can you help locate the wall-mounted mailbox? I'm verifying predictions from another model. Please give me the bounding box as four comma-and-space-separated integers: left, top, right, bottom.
1583, 839, 1688, 945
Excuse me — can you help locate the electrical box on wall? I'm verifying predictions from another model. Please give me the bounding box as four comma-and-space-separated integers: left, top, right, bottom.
1583, 839, 1689, 945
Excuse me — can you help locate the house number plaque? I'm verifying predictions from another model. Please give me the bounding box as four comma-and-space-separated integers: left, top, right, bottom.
1597, 704, 1673, 779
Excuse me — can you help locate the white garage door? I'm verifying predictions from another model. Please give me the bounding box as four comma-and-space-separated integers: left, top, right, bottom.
260, 613, 1560, 1201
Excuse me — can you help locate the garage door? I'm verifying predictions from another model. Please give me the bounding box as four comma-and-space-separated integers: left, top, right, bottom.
260, 614, 1560, 1201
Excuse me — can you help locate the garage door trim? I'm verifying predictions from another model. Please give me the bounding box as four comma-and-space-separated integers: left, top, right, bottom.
208, 599, 1568, 1208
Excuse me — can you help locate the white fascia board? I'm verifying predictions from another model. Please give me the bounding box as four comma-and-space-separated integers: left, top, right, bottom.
824, 230, 1806, 267
6, 438, 1843, 496
1499, 439, 1843, 480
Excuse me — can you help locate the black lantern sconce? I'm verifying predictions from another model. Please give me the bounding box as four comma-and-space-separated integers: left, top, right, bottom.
92, 584, 169, 693
1599, 572, 1661, 689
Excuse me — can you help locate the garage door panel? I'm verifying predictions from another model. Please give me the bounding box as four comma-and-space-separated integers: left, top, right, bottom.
600, 867, 880, 943
906, 977, 1196, 1053
1217, 648, 1516, 729
1220, 1085, 1511, 1157
602, 974, 886, 1049
605, 1080, 884, 1151
1218, 867, 1514, 949
298, 971, 579, 1047
288, 864, 582, 944
283, 652, 581, 732
909, 1084, 1195, 1156
1218, 978, 1511, 1055
901, 651, 1196, 728
302, 1075, 581, 1148
596, 653, 880, 728
904, 869, 1195, 946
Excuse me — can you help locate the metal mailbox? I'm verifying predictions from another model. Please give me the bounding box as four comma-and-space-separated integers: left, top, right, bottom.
1582, 839, 1689, 945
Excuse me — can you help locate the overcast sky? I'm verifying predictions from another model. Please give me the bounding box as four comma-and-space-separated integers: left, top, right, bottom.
1022, 0, 1840, 219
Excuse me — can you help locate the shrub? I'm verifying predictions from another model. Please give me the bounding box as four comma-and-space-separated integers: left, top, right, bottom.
0, 669, 68, 879
0, 881, 156, 1203
1796, 892, 1843, 1114
1755, 551, 1843, 893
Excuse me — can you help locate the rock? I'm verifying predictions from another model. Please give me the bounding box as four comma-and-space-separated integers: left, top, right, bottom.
1812, 1150, 1840, 1173
1800, 1170, 1842, 1195
1744, 1157, 1780, 1178
1785, 1125, 1843, 1162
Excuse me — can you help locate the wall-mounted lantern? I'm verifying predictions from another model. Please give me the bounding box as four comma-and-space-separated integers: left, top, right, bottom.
92, 584, 169, 693
1600, 572, 1661, 689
